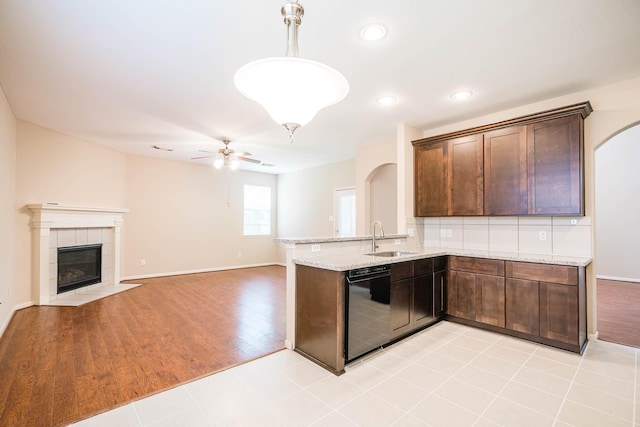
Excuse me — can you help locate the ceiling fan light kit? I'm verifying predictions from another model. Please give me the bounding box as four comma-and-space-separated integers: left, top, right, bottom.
233, 0, 349, 142
192, 139, 265, 170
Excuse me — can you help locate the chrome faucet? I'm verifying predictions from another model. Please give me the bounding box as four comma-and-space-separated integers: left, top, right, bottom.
372, 221, 385, 253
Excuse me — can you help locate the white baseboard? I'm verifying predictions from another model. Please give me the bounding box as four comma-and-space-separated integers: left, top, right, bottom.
0, 300, 35, 338
588, 331, 599, 342
120, 262, 282, 281
595, 275, 640, 283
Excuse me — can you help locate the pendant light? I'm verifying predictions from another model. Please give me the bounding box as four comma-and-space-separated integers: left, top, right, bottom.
233, 0, 349, 142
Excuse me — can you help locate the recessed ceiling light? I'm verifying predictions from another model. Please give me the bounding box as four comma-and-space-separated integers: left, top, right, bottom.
376, 96, 397, 105
450, 90, 473, 101
360, 24, 387, 41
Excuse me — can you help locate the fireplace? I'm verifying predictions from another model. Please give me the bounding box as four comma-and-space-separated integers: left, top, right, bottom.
57, 244, 103, 294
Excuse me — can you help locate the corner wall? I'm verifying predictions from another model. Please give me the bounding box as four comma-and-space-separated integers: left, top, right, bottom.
0, 85, 17, 334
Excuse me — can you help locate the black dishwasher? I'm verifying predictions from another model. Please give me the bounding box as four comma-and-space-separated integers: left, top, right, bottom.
345, 265, 391, 362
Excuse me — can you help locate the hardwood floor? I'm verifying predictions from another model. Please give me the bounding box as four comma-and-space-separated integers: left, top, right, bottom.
0, 265, 286, 427
597, 278, 640, 348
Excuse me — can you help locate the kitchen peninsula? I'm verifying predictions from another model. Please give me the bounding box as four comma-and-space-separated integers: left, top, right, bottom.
279, 235, 591, 375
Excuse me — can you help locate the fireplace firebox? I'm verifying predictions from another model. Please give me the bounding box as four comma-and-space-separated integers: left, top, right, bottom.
57, 244, 102, 294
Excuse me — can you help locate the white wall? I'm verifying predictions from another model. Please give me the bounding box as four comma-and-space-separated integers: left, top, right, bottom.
277, 159, 355, 239
595, 123, 640, 281
0, 85, 16, 334
123, 155, 278, 277
355, 140, 396, 235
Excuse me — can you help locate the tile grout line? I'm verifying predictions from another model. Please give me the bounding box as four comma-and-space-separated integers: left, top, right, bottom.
549, 342, 586, 427
471, 339, 540, 426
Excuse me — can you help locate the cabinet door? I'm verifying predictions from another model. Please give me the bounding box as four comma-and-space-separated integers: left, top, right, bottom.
505, 278, 539, 335
434, 270, 446, 318
484, 126, 528, 215
413, 274, 434, 328
527, 115, 582, 215
475, 274, 505, 327
447, 271, 476, 321
414, 141, 447, 216
390, 278, 413, 338
540, 282, 579, 345
448, 134, 484, 215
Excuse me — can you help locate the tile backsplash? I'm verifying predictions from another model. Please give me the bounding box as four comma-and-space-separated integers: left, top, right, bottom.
407, 216, 591, 257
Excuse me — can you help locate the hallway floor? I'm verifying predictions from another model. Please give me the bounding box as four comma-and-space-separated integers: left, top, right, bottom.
73, 321, 638, 426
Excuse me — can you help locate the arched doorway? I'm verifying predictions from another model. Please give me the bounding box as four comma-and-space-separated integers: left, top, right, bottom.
367, 163, 397, 234
595, 122, 640, 347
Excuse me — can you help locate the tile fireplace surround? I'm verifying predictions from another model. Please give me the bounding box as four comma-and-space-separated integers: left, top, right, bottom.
27, 204, 129, 305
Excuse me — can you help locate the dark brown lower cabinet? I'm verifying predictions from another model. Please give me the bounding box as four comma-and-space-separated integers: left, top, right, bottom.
390, 277, 413, 338
295, 265, 346, 374
413, 273, 435, 328
448, 271, 476, 321
506, 261, 586, 350
448, 256, 505, 327
390, 258, 443, 339
539, 282, 579, 344
447, 257, 586, 353
475, 274, 505, 327
505, 278, 539, 335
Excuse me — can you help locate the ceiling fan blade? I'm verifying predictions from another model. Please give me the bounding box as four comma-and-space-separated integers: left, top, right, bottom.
191, 155, 215, 160
237, 156, 261, 164
198, 149, 217, 154
260, 163, 276, 167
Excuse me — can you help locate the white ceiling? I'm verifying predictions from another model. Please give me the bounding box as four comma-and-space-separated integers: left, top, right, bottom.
1, 0, 640, 174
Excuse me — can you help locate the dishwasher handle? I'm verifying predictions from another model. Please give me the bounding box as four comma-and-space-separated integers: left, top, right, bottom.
346, 272, 391, 285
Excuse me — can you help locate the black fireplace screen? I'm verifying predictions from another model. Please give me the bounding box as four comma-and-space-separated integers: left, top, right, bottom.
57, 244, 102, 293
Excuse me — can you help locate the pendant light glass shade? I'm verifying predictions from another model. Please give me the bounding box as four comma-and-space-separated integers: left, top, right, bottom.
233, 0, 349, 141
234, 57, 348, 129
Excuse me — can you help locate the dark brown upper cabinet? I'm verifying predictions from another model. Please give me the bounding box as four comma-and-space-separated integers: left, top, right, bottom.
414, 134, 483, 216
484, 126, 528, 215
527, 115, 582, 215
413, 102, 592, 217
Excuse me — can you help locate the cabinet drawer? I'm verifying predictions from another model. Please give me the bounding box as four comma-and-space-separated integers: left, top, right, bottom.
391, 261, 414, 281
505, 261, 578, 286
449, 256, 505, 276
414, 258, 434, 276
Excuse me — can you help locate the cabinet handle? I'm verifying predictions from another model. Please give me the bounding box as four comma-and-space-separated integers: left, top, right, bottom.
440, 276, 444, 310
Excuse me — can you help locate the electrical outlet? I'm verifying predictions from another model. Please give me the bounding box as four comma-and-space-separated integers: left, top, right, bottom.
140, 259, 146, 266
311, 244, 321, 252
446, 229, 453, 238
539, 231, 547, 241
394, 239, 401, 245
237, 252, 242, 258
440, 229, 446, 238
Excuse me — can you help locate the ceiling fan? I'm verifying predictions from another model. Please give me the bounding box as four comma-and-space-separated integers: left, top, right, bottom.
191, 140, 273, 170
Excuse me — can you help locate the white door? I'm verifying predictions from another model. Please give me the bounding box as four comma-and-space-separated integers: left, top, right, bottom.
334, 187, 356, 237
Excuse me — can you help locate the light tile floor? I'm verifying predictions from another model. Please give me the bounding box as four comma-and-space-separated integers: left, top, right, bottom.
70, 321, 638, 426
46, 282, 142, 306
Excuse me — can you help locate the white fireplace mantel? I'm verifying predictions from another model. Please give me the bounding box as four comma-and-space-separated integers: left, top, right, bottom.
27, 204, 129, 305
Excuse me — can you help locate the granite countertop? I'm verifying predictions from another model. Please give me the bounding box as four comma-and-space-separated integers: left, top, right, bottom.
274, 234, 408, 244
293, 247, 592, 271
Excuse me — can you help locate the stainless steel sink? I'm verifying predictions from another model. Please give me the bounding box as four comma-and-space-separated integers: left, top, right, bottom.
364, 251, 417, 257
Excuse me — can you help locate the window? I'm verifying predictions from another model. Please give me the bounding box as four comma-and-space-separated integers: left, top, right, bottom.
334, 187, 356, 237
243, 184, 272, 236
